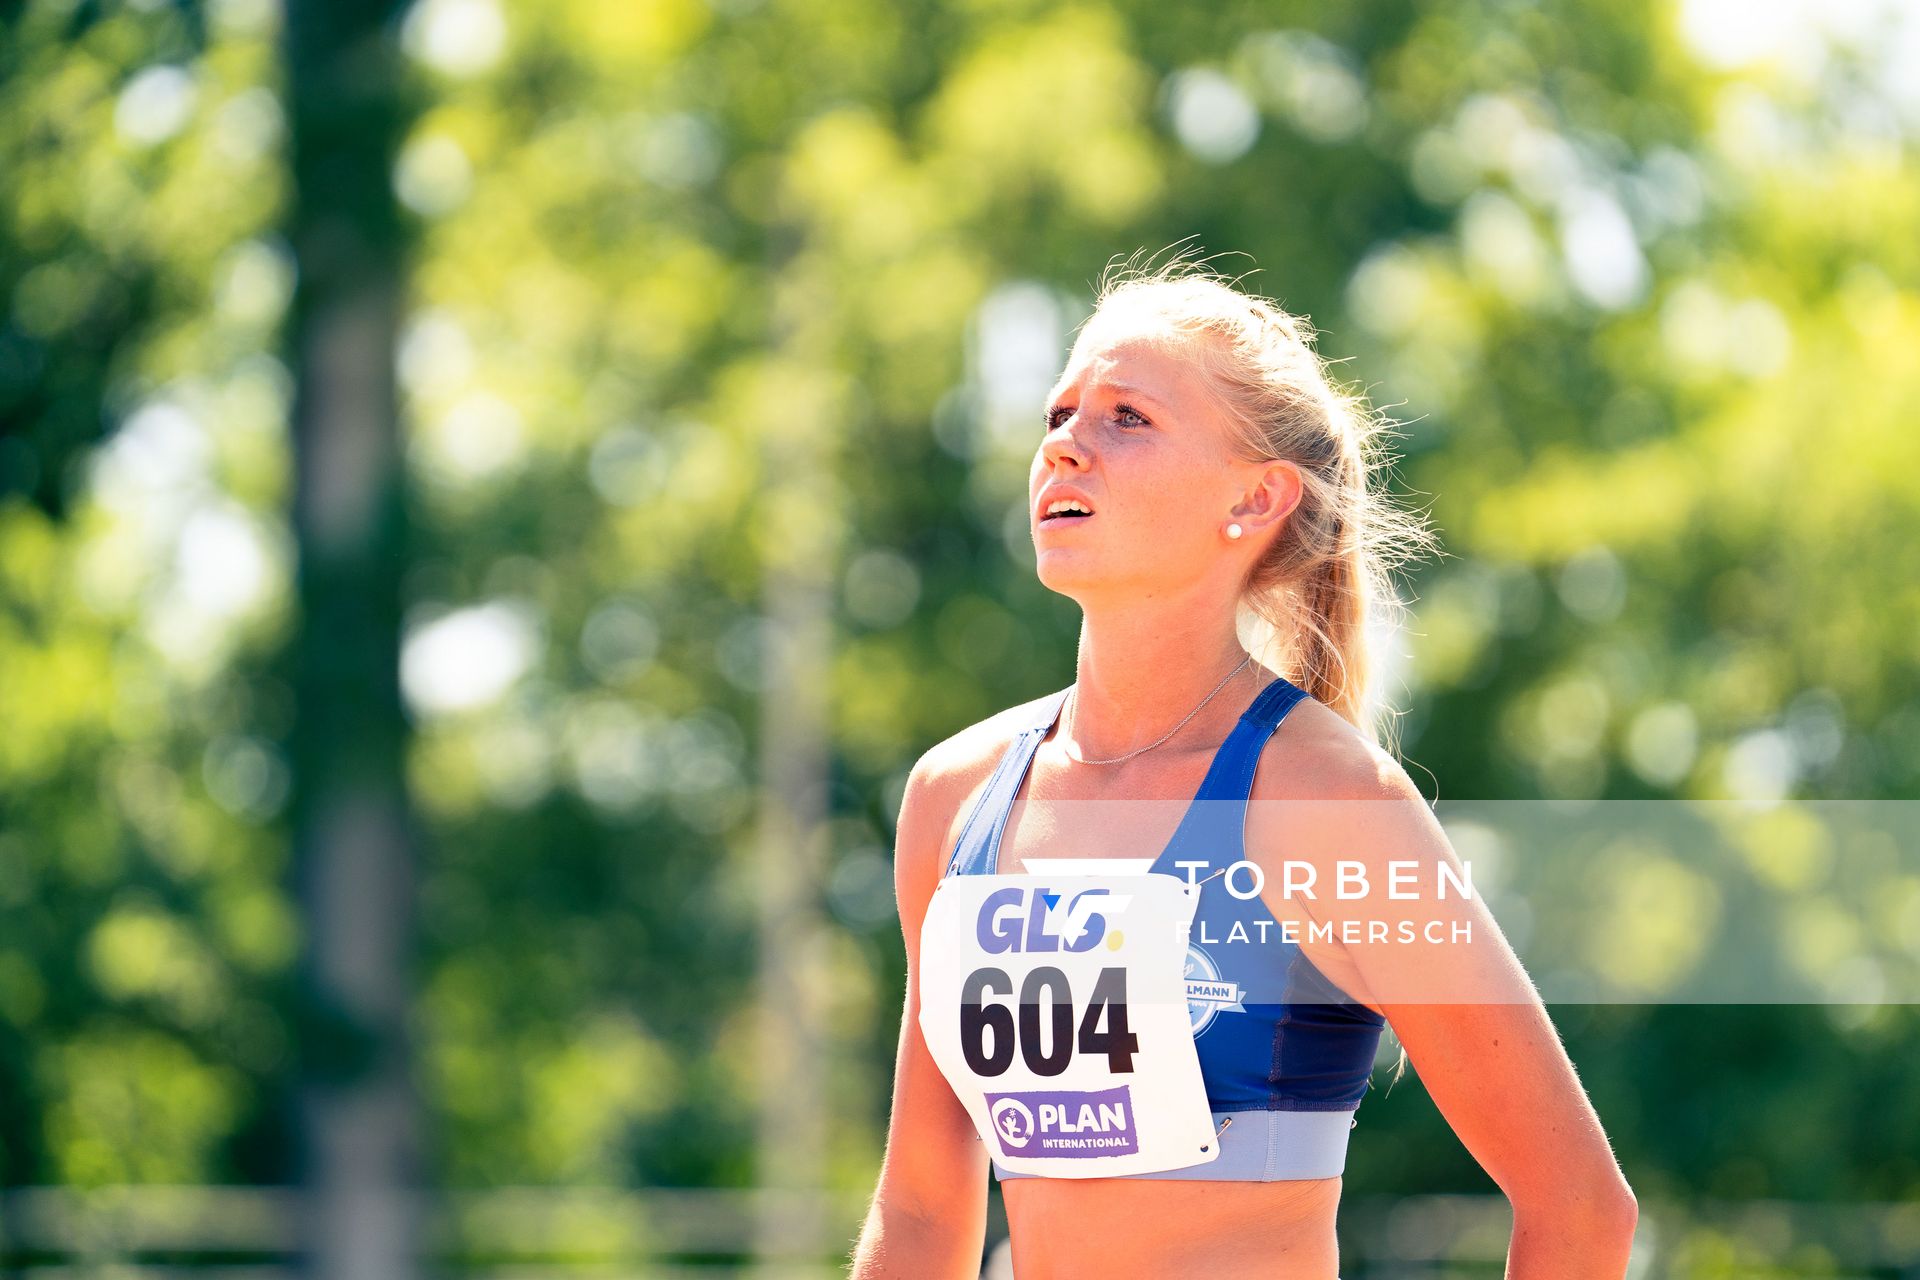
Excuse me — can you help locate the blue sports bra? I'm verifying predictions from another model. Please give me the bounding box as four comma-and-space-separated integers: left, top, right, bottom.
944, 676, 1389, 1182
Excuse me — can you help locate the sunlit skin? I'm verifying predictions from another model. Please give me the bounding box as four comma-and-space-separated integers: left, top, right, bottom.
1029, 306, 1303, 742
1003, 307, 1351, 1278
850, 302, 1638, 1280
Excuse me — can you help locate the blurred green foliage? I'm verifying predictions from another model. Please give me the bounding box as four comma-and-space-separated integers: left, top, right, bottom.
2, 0, 1919, 1271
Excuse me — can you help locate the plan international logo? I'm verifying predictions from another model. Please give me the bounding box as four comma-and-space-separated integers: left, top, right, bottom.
985, 1087, 1140, 1158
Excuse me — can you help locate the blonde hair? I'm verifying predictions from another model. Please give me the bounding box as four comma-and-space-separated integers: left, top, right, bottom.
1088, 248, 1437, 1088
1086, 248, 1439, 758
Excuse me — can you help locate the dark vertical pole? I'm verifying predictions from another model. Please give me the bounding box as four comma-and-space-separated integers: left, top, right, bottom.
752, 238, 837, 1275
279, 3, 420, 1278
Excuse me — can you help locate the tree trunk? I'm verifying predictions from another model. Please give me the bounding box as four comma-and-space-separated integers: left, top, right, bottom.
281, 3, 419, 1278
752, 252, 843, 1277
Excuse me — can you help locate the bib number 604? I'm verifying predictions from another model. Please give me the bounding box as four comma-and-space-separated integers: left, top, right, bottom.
958, 966, 1139, 1078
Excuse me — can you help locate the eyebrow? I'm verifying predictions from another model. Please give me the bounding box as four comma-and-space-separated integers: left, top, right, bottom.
1045, 381, 1176, 414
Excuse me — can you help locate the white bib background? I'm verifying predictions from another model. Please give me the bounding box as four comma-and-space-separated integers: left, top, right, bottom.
918, 872, 1221, 1178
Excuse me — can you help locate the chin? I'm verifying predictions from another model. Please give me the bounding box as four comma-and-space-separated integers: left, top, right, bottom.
1033, 548, 1109, 599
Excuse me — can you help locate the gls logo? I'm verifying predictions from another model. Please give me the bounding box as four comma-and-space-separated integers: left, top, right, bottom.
975, 886, 1132, 953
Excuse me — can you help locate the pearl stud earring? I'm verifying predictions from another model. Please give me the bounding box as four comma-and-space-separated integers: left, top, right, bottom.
1226, 523, 1243, 540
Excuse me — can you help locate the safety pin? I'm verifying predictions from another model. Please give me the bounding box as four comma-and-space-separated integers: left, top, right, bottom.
1201, 1115, 1233, 1154
1180, 867, 1227, 897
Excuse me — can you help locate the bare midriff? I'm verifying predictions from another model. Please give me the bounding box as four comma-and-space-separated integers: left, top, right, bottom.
1001, 1172, 1342, 1279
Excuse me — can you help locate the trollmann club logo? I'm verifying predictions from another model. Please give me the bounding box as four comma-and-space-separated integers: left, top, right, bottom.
1184, 943, 1246, 1037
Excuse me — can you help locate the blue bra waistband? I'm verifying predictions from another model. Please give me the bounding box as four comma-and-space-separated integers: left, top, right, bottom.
991, 1107, 1356, 1183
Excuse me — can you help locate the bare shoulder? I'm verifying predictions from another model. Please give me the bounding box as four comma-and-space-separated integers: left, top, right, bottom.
1256, 694, 1424, 805
904, 690, 1058, 814
1248, 695, 1442, 914
1248, 695, 1436, 1016
892, 690, 1063, 914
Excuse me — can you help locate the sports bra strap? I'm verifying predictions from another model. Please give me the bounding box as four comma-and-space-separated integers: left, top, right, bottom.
1193, 676, 1309, 801
1243, 672, 1310, 728
942, 687, 1071, 878
1151, 676, 1308, 866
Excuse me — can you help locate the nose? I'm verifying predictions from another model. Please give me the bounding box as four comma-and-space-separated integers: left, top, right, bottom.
1039, 414, 1089, 471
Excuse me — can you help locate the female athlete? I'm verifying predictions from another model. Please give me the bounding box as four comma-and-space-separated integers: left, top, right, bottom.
851, 256, 1638, 1279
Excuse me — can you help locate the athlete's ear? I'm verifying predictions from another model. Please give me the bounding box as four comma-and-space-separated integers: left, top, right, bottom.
1232, 459, 1304, 532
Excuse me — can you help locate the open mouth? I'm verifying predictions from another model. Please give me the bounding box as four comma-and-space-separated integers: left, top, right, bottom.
1039, 497, 1096, 523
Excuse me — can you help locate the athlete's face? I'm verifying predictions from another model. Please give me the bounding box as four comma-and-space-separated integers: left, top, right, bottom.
1029, 308, 1294, 602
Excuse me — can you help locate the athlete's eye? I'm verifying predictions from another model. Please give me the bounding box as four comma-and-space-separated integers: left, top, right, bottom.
1041, 404, 1150, 433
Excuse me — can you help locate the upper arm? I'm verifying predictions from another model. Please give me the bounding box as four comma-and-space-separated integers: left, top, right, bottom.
1244, 729, 1634, 1214
871, 750, 989, 1221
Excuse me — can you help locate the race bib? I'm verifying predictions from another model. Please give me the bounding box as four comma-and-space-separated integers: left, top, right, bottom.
917, 872, 1221, 1178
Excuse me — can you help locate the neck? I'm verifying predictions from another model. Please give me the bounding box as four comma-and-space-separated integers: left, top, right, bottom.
1066, 587, 1265, 762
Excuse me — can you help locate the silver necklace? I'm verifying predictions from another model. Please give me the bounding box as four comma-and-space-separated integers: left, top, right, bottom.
1062, 653, 1256, 766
